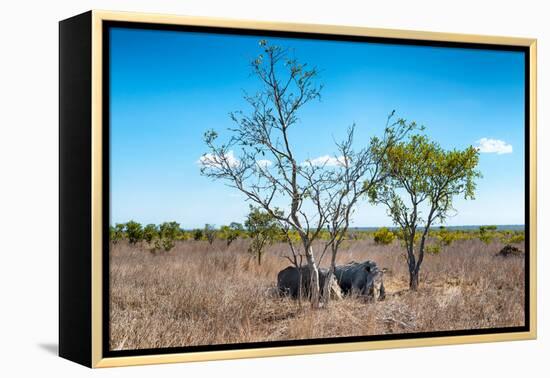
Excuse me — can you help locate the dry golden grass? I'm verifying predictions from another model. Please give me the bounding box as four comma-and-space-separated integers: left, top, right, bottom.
109, 238, 525, 350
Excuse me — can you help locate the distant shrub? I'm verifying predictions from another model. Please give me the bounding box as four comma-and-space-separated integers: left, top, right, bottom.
279, 229, 301, 243
479, 225, 497, 244
177, 231, 192, 241
158, 222, 180, 251
441, 232, 457, 246
143, 224, 159, 244
501, 232, 525, 245
318, 230, 331, 241
125, 221, 143, 245
426, 244, 441, 254
394, 229, 420, 244
204, 224, 216, 245
435, 228, 458, 246
144, 222, 179, 253
373, 227, 396, 245
192, 229, 204, 241
219, 222, 244, 246
110, 223, 125, 244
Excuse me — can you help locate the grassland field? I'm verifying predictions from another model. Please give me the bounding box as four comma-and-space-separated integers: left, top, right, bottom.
109, 235, 525, 351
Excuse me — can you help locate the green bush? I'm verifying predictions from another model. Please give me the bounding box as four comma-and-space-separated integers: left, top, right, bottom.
110, 223, 125, 244
143, 224, 159, 244
158, 222, 180, 251
373, 227, 396, 245
501, 232, 525, 245
435, 228, 458, 246
219, 222, 244, 246
125, 221, 143, 245
426, 244, 441, 254
479, 225, 497, 244
192, 229, 204, 241
144, 222, 180, 253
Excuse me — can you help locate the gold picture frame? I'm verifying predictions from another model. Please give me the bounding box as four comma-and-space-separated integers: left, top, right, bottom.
59, 9, 537, 368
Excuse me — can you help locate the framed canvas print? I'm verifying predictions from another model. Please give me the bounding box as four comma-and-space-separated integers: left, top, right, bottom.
59, 10, 537, 368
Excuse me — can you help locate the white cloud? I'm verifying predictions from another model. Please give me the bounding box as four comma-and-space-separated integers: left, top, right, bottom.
197, 150, 240, 168
303, 155, 347, 167
475, 138, 513, 155
256, 159, 273, 168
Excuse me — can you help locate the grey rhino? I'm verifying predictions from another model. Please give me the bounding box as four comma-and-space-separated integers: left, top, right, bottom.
277, 266, 342, 300
334, 260, 385, 300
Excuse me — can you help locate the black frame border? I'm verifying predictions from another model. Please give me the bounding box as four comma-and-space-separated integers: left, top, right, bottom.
101, 20, 531, 359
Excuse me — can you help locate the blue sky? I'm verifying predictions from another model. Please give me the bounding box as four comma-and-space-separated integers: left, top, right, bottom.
109, 27, 525, 228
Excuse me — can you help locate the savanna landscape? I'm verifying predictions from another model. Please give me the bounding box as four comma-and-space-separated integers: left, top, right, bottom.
109, 226, 525, 350
109, 30, 527, 351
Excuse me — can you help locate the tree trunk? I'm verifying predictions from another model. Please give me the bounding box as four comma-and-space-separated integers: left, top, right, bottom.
304, 244, 320, 308
323, 245, 338, 305
406, 240, 418, 291
409, 269, 419, 291
322, 269, 333, 305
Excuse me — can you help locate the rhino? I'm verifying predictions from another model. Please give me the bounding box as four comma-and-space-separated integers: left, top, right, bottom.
277, 266, 342, 300
334, 260, 385, 301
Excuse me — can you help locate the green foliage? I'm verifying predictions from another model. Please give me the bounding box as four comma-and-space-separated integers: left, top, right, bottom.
110, 223, 125, 244
318, 229, 332, 241
192, 229, 204, 241
479, 234, 493, 244
142, 222, 180, 253
394, 228, 420, 243
373, 227, 396, 245
479, 225, 497, 244
426, 243, 441, 254
219, 222, 244, 246
143, 224, 159, 244
158, 222, 180, 251
369, 132, 481, 289
279, 229, 301, 243
245, 206, 279, 265
434, 227, 458, 246
177, 230, 192, 241
501, 232, 525, 245
125, 220, 143, 245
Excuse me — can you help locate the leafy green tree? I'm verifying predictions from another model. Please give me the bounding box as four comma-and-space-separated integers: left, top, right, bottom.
159, 222, 180, 251
143, 224, 159, 244
125, 220, 144, 245
192, 228, 204, 241
143, 222, 180, 253
219, 222, 244, 246
110, 223, 125, 244
369, 134, 480, 290
245, 206, 279, 265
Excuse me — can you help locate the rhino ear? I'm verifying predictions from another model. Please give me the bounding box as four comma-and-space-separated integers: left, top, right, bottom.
365, 265, 371, 273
